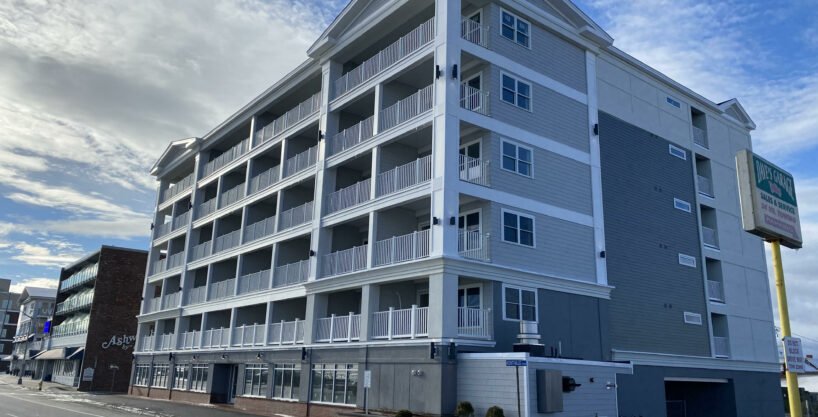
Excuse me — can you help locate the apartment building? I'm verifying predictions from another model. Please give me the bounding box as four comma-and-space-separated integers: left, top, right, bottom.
0, 279, 20, 373
34, 246, 146, 391
10, 287, 56, 377
133, 0, 782, 416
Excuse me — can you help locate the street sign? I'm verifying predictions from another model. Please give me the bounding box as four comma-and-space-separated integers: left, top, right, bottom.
363, 370, 372, 388
506, 360, 527, 367
109, 364, 119, 370
82, 367, 94, 382
783, 337, 806, 374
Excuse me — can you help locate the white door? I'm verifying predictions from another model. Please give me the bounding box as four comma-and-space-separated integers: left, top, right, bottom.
459, 140, 483, 182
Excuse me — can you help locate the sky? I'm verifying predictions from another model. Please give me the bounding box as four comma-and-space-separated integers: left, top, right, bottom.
0, 0, 816, 350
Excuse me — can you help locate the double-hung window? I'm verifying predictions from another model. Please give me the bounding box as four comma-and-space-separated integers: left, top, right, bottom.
311, 363, 358, 405
501, 140, 532, 177
502, 210, 535, 247
501, 10, 530, 47
190, 365, 208, 392
504, 285, 537, 321
243, 364, 269, 397
133, 364, 151, 386
501, 74, 531, 111
272, 363, 301, 400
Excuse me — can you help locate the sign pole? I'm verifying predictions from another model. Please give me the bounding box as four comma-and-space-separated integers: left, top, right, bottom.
771, 240, 802, 417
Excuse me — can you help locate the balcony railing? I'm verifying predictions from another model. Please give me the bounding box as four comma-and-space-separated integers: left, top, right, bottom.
201, 328, 230, 349
151, 258, 167, 275
713, 336, 730, 358
158, 333, 175, 351
244, 216, 276, 243
322, 244, 368, 278
248, 165, 281, 195
231, 324, 266, 348
52, 321, 89, 338
213, 229, 241, 253
329, 116, 375, 155
208, 278, 236, 301
460, 85, 490, 116
237, 269, 271, 295
698, 175, 714, 197
56, 292, 94, 315
372, 306, 429, 339
278, 201, 314, 231
315, 313, 361, 343
459, 154, 490, 186
177, 331, 201, 350
201, 138, 251, 178
140, 335, 155, 352
154, 221, 172, 239
283, 146, 318, 178
186, 286, 206, 305
257, 93, 322, 145
708, 280, 725, 303
459, 231, 490, 262
461, 17, 489, 48
144, 297, 160, 314
334, 18, 435, 98
59, 263, 98, 292
692, 125, 708, 149
196, 198, 218, 219
161, 291, 181, 310
166, 251, 186, 270
219, 183, 246, 208
172, 210, 191, 231
373, 229, 431, 267
702, 226, 719, 249
274, 260, 310, 287
190, 240, 212, 261
160, 172, 195, 204
376, 155, 433, 197
326, 179, 372, 214
379, 84, 434, 132
457, 307, 492, 338
268, 320, 304, 345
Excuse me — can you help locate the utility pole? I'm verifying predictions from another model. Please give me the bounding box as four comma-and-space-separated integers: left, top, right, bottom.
771, 241, 802, 417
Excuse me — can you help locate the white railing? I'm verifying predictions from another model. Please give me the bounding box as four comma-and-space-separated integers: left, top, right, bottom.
322, 244, 368, 277
160, 172, 195, 203
459, 230, 490, 261
274, 260, 310, 287
208, 278, 236, 301
461, 17, 489, 48
283, 146, 318, 178
196, 198, 218, 219
692, 125, 708, 149
698, 175, 714, 197
334, 18, 435, 97
59, 263, 98, 292
52, 320, 89, 338
372, 306, 429, 339
460, 84, 489, 116
201, 138, 251, 177
219, 182, 246, 208
373, 229, 431, 267
166, 251, 186, 269
257, 93, 322, 145
186, 286, 207, 305
177, 331, 201, 350
459, 154, 490, 186
457, 307, 492, 338
144, 297, 161, 314
702, 226, 719, 249
55, 293, 94, 314
158, 333, 175, 351
329, 116, 375, 155
237, 269, 271, 295
213, 229, 241, 253
244, 216, 276, 243
708, 280, 725, 303
190, 240, 212, 261
376, 155, 432, 197
713, 336, 730, 358
278, 201, 314, 230
326, 179, 372, 214
140, 335, 155, 352
201, 328, 230, 349
379, 84, 434, 132
172, 211, 191, 231
231, 324, 266, 347
151, 258, 167, 275
161, 292, 181, 310
268, 320, 305, 345
154, 221, 172, 239
314, 313, 361, 343
248, 165, 281, 195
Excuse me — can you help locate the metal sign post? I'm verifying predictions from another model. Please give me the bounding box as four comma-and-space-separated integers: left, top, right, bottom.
506, 360, 527, 417
363, 370, 372, 414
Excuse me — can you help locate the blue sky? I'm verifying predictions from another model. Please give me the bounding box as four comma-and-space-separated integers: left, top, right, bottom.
1, 0, 817, 348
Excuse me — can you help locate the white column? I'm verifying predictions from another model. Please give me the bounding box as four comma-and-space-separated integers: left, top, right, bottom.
427, 272, 458, 338
373, 83, 384, 135
585, 51, 607, 287
303, 293, 328, 344
359, 284, 380, 342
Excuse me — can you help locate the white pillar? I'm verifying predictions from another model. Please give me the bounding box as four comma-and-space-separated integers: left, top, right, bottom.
359, 284, 380, 342
428, 272, 458, 338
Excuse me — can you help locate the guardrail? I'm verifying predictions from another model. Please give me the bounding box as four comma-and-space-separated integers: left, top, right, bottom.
219, 183, 246, 209
713, 336, 730, 358
697, 175, 714, 197
201, 328, 230, 349
458, 230, 490, 262
329, 116, 375, 155
186, 286, 207, 305
459, 154, 490, 186
274, 260, 310, 287
702, 226, 719, 249
268, 320, 304, 345
315, 313, 361, 343
201, 138, 251, 178
708, 280, 725, 302
376, 155, 432, 197
460, 85, 489, 116
457, 307, 492, 338
372, 306, 428, 339
231, 324, 266, 347
237, 269, 271, 295
177, 331, 201, 350
322, 244, 368, 277
461, 17, 489, 48
248, 165, 281, 195
379, 85, 434, 132
190, 240, 212, 261
692, 125, 708, 149
213, 229, 241, 253
283, 146, 318, 178
160, 172, 195, 203
326, 179, 372, 214
208, 278, 235, 301
196, 198, 218, 219
373, 230, 430, 267
278, 201, 314, 231
257, 93, 322, 145
166, 251, 186, 269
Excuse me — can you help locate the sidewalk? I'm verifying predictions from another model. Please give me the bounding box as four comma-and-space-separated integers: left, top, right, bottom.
0, 373, 76, 392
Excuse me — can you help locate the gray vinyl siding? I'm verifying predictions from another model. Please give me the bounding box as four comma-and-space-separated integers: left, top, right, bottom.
483, 3, 588, 93
599, 111, 711, 357
487, 65, 590, 153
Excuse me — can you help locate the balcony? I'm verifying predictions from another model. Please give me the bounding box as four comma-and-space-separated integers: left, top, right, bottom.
278, 201, 314, 231
208, 279, 236, 301
187, 286, 207, 305
283, 146, 318, 178
161, 291, 181, 310
177, 331, 201, 350
201, 328, 230, 349
379, 85, 434, 132
322, 244, 368, 278
460, 85, 490, 116
160, 172, 195, 204
457, 307, 492, 338
372, 229, 431, 267
158, 333, 175, 351
172, 211, 191, 231
713, 336, 730, 358
201, 138, 251, 178
376, 155, 433, 197
372, 306, 429, 339
702, 226, 719, 249
461, 17, 488, 48
243, 216, 276, 243
237, 270, 271, 295
326, 179, 372, 214
268, 320, 305, 345
140, 335, 155, 352
154, 221, 172, 239
334, 18, 435, 98
59, 263, 98, 292
708, 280, 725, 303
459, 154, 490, 186
231, 324, 266, 348
458, 231, 490, 262
167, 251, 186, 269
196, 198, 218, 219
144, 297, 161, 314
329, 116, 375, 156
55, 291, 94, 315
151, 258, 168, 275
697, 175, 714, 197
274, 260, 310, 287
190, 241, 212, 261
219, 183, 246, 209
315, 313, 361, 343
248, 165, 281, 195
213, 230, 241, 254
256, 93, 322, 145
692, 126, 708, 149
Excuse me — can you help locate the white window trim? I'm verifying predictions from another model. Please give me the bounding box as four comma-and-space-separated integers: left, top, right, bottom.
458, 284, 483, 309
500, 71, 533, 112
499, 8, 532, 49
500, 138, 534, 178
683, 312, 703, 325
673, 198, 692, 213
668, 144, 687, 160
678, 253, 697, 268
458, 208, 483, 235
501, 208, 536, 248
502, 284, 538, 323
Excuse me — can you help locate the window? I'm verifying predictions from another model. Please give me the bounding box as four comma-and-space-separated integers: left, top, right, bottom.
678, 253, 697, 268
272, 363, 301, 400
311, 364, 358, 405
668, 144, 687, 160
151, 364, 169, 388
243, 364, 269, 397
666, 96, 681, 108
501, 74, 531, 110
134, 364, 151, 387
683, 312, 703, 325
674, 198, 692, 213
190, 365, 208, 392
502, 210, 535, 247
173, 364, 189, 390
501, 140, 532, 177
501, 10, 530, 47
504, 286, 537, 321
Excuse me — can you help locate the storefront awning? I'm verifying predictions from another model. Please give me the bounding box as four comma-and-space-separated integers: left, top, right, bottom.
33, 348, 66, 360
66, 347, 84, 360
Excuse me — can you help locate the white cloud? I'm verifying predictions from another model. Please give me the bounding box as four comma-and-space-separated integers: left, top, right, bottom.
9, 277, 59, 294
8, 240, 85, 268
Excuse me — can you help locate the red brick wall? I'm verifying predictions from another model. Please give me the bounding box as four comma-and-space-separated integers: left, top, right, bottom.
169, 390, 211, 404
234, 396, 350, 417
148, 387, 171, 400
130, 385, 149, 396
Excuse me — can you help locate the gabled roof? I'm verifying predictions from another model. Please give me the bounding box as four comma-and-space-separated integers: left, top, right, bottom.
150, 137, 199, 174
543, 0, 613, 46
20, 287, 57, 302
718, 98, 756, 130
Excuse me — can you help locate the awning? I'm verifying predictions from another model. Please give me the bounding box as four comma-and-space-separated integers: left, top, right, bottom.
66, 347, 85, 360
0, 355, 14, 361
33, 348, 66, 360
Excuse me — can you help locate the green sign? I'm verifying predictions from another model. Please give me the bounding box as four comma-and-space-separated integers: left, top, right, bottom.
753, 155, 797, 206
